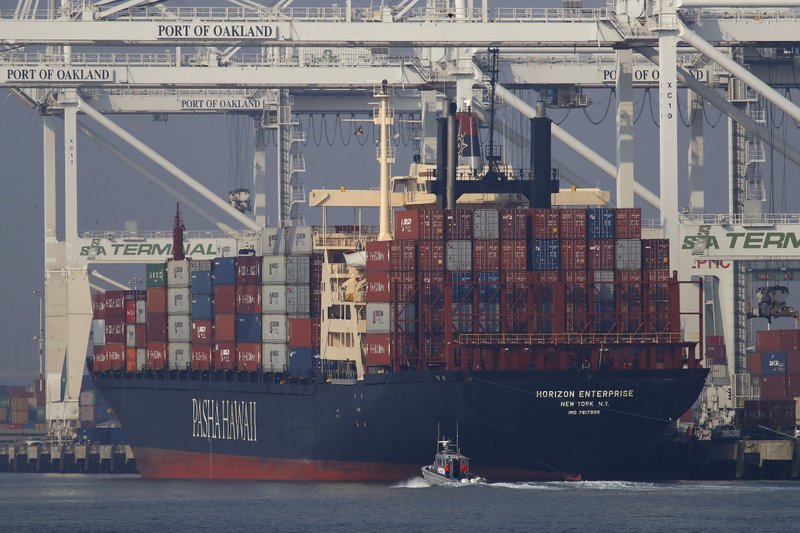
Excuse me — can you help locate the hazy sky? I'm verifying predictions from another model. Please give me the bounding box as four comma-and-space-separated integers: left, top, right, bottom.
1, 0, 798, 384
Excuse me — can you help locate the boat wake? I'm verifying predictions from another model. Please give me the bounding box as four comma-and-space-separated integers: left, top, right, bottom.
486, 480, 655, 491
390, 477, 431, 489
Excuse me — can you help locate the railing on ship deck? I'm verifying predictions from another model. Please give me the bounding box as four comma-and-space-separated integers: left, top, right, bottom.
457, 332, 690, 346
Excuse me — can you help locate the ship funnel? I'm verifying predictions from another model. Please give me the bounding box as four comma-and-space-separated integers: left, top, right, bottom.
173, 202, 186, 260
530, 101, 553, 209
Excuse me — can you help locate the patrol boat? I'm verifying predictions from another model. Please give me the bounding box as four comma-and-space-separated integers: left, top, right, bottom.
421, 438, 485, 485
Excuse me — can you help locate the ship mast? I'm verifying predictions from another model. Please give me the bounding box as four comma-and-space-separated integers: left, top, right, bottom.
376, 80, 394, 241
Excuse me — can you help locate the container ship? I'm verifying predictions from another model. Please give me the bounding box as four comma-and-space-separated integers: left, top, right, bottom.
92, 106, 708, 481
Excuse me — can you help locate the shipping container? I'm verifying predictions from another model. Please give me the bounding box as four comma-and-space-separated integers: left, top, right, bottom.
477, 302, 501, 333
105, 343, 125, 371
104, 290, 126, 317
615, 239, 642, 270
500, 240, 527, 271
167, 287, 191, 315
213, 313, 236, 342
446, 240, 472, 272
262, 227, 286, 255
367, 271, 392, 302
593, 270, 615, 302
561, 240, 587, 271
146, 313, 167, 342
126, 324, 136, 348
289, 317, 321, 348
92, 293, 105, 319
749, 352, 762, 375
212, 257, 237, 285
262, 255, 288, 284
145, 342, 167, 370
190, 270, 212, 295
417, 241, 445, 271
168, 343, 192, 370
262, 342, 288, 373
365, 334, 392, 366
125, 348, 137, 372
366, 240, 417, 272
761, 375, 788, 400
136, 347, 146, 370
213, 285, 236, 314
93, 345, 107, 372
191, 319, 213, 344
757, 329, 800, 352
642, 239, 670, 270
559, 208, 587, 240
236, 314, 262, 343
529, 208, 560, 239
80, 405, 94, 422
286, 255, 311, 284
262, 314, 288, 342
394, 209, 445, 240
135, 300, 147, 324
473, 209, 499, 240
499, 208, 528, 240
146, 263, 167, 288
91, 319, 106, 345
191, 345, 212, 371
615, 208, 642, 239
587, 240, 614, 271
287, 285, 311, 316
289, 347, 318, 377
236, 255, 262, 285
105, 316, 125, 344
530, 239, 560, 271
450, 272, 473, 303
587, 208, 615, 239
213, 341, 236, 370
478, 272, 501, 303
366, 302, 392, 333
236, 343, 262, 372
168, 315, 191, 343
287, 226, 314, 254
236, 284, 263, 314
167, 259, 191, 287
262, 285, 287, 313
125, 300, 136, 323
146, 287, 167, 314
191, 293, 213, 320
473, 240, 500, 271
190, 259, 212, 272
763, 351, 787, 375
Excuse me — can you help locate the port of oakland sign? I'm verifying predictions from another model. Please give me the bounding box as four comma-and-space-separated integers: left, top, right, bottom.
680, 224, 800, 259
78, 237, 237, 263
156, 22, 279, 40
2, 67, 118, 84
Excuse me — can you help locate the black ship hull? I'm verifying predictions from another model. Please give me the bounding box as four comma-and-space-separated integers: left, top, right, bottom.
94, 368, 708, 481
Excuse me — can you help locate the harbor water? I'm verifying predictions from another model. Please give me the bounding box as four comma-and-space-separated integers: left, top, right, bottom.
1, 475, 798, 532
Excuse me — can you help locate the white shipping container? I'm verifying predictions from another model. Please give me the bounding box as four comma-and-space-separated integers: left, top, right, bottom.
262, 342, 288, 373
135, 300, 147, 324
286, 285, 310, 316
136, 348, 146, 371
366, 302, 391, 334
262, 255, 287, 284
262, 314, 288, 341
615, 239, 642, 271
167, 259, 191, 287
286, 255, 311, 284
80, 405, 94, 422
91, 319, 105, 346
80, 390, 95, 406
473, 209, 499, 240
167, 287, 191, 314
168, 342, 192, 369
262, 285, 287, 313
190, 259, 212, 272
168, 315, 191, 343
288, 226, 314, 254
262, 227, 287, 256
126, 324, 137, 348
445, 240, 472, 272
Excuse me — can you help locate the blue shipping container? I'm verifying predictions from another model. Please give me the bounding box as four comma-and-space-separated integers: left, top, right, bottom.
191, 294, 213, 320
530, 240, 560, 271
212, 257, 236, 285
236, 314, 262, 343
450, 272, 473, 303
191, 271, 212, 295
588, 208, 615, 239
478, 271, 500, 302
289, 347, 319, 377
763, 351, 786, 375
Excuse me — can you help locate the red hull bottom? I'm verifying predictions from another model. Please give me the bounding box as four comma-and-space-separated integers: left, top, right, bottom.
134, 447, 581, 482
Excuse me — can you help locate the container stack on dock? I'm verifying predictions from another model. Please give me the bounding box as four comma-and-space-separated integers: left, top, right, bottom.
167, 259, 192, 370
749, 330, 800, 400
0, 384, 46, 432
146, 263, 167, 370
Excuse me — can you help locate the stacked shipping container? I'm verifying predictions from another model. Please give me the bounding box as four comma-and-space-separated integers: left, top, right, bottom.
750, 329, 800, 399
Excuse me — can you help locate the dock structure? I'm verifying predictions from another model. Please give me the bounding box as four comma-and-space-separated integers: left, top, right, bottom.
0, 443, 137, 474
697, 439, 800, 480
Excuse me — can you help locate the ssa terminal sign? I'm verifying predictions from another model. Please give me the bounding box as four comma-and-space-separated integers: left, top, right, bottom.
680, 224, 800, 259
79, 238, 237, 263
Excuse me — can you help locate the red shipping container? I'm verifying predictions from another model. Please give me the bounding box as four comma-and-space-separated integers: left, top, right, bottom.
749, 352, 762, 375
289, 317, 321, 348
104, 290, 126, 317
366, 241, 416, 272
93, 345, 107, 372
787, 373, 800, 396
761, 375, 788, 400
214, 313, 236, 342
616, 270, 642, 284
756, 330, 782, 352
417, 241, 445, 271
532, 271, 559, 284
499, 209, 527, 240
105, 342, 125, 371
366, 271, 392, 303
236, 284, 263, 314
588, 240, 614, 271
135, 324, 147, 348
500, 240, 527, 271
146, 287, 167, 314
390, 271, 417, 301
445, 209, 473, 240
365, 334, 392, 366
126, 348, 137, 372
615, 208, 642, 239
146, 313, 167, 342
236, 343, 262, 372
214, 285, 236, 314
105, 316, 126, 344
642, 239, 670, 270
146, 342, 167, 370
707, 335, 724, 347
213, 342, 236, 370
125, 300, 137, 324
559, 208, 587, 240
92, 293, 105, 319
192, 319, 213, 344
560, 240, 587, 271
235, 255, 262, 285
473, 240, 500, 271
191, 345, 212, 371
394, 210, 445, 240
529, 208, 559, 239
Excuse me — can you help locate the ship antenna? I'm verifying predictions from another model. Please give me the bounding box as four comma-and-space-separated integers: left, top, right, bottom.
437, 423, 440, 453
456, 421, 460, 452
173, 202, 186, 261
